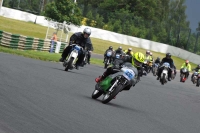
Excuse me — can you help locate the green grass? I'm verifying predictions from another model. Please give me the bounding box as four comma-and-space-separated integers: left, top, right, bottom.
0, 16, 197, 68
0, 46, 103, 66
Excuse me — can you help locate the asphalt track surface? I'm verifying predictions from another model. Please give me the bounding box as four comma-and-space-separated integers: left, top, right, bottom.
1, 52, 200, 133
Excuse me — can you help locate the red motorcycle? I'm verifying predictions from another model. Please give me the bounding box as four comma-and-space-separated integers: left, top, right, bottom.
180, 68, 188, 82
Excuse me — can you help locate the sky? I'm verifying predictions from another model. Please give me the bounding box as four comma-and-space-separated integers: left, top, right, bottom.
185, 0, 200, 32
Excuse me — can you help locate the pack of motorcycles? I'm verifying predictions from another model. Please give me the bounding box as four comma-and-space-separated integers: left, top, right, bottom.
62, 47, 200, 104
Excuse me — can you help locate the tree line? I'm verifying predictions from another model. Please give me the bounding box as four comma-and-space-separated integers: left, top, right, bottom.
2, 0, 200, 54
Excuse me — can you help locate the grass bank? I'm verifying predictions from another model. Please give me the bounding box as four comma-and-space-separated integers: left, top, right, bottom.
0, 46, 103, 66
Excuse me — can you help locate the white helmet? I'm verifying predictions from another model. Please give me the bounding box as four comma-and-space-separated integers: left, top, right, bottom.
128, 48, 132, 51
83, 28, 91, 36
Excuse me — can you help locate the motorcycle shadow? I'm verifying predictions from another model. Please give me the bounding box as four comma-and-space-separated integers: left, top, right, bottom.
83, 95, 145, 113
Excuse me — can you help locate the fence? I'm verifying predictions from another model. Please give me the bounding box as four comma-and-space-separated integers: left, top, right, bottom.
0, 30, 67, 53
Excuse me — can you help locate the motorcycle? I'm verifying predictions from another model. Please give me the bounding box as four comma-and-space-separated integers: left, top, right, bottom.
152, 63, 159, 76
63, 44, 83, 71
196, 73, 200, 87
180, 67, 188, 82
104, 50, 113, 69
81, 49, 89, 67
142, 60, 151, 74
160, 62, 170, 85
171, 67, 176, 80
92, 63, 136, 104
191, 71, 198, 84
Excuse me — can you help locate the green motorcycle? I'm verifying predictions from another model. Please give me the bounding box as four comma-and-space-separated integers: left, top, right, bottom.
92, 63, 137, 104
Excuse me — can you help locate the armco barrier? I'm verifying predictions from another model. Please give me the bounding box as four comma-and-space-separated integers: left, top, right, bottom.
0, 30, 67, 53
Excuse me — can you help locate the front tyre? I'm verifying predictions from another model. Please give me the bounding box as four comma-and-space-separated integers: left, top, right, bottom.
161, 74, 166, 85
65, 57, 74, 71
196, 78, 200, 87
102, 84, 123, 104
92, 84, 103, 99
180, 74, 185, 82
153, 67, 157, 76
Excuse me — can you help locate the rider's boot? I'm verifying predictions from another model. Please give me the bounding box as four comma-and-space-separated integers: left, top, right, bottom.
95, 72, 107, 83
59, 57, 65, 62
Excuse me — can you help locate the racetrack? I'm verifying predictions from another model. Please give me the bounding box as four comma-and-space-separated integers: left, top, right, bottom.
1, 52, 200, 133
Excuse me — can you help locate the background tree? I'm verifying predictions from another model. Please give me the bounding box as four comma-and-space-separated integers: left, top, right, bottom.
43, 0, 82, 26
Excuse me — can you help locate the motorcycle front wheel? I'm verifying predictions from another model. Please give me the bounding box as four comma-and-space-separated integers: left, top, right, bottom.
65, 57, 74, 71
102, 84, 123, 104
92, 83, 103, 99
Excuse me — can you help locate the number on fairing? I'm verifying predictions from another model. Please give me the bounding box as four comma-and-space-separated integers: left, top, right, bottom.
74, 45, 81, 51
123, 69, 135, 80
107, 51, 112, 57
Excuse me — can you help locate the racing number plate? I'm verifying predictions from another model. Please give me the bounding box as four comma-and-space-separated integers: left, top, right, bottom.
123, 69, 135, 80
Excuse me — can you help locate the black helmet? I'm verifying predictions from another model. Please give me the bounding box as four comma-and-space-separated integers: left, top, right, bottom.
157, 57, 160, 61
198, 64, 200, 69
166, 53, 171, 58
109, 46, 113, 50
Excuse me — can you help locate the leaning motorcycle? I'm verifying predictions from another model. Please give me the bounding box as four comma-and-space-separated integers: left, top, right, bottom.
142, 60, 151, 74
180, 67, 188, 82
104, 50, 113, 69
152, 63, 159, 76
82, 49, 89, 67
63, 44, 82, 71
196, 73, 200, 87
191, 71, 199, 84
92, 63, 136, 104
171, 67, 176, 80
160, 62, 170, 85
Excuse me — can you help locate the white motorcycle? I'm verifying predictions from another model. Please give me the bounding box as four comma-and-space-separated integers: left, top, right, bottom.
63, 44, 83, 71
160, 62, 170, 85
104, 50, 113, 69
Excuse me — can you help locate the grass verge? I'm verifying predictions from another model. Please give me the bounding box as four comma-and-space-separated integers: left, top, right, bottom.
0, 46, 103, 66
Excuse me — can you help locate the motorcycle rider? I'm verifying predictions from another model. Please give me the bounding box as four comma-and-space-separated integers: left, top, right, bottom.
95, 52, 145, 91
145, 50, 152, 61
154, 57, 161, 65
149, 52, 154, 62
124, 48, 134, 56
81, 45, 93, 66
191, 64, 200, 80
59, 28, 93, 70
103, 46, 114, 63
114, 46, 124, 59
157, 53, 174, 81
172, 62, 177, 77
180, 60, 191, 79
86, 43, 93, 64
143, 50, 152, 73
